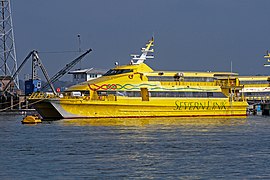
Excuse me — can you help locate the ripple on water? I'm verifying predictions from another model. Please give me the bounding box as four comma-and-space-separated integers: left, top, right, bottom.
0, 115, 270, 179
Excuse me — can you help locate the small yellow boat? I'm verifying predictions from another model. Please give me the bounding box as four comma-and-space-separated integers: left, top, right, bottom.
28, 37, 248, 120
22, 115, 42, 124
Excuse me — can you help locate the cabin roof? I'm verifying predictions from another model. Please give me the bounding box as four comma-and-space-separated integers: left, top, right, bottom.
68, 68, 107, 74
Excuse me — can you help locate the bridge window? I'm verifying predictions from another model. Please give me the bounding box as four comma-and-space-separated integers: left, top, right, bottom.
103, 69, 133, 76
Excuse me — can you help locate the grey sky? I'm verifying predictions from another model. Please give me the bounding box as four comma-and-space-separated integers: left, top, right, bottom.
11, 0, 270, 80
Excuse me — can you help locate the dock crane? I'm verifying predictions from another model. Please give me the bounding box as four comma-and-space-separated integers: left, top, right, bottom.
41, 49, 92, 91
3, 49, 92, 95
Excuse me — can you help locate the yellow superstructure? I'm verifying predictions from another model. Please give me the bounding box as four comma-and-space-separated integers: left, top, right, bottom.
239, 76, 270, 101
29, 38, 248, 120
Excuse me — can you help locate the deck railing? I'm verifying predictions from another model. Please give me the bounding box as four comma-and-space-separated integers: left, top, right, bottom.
29, 92, 58, 99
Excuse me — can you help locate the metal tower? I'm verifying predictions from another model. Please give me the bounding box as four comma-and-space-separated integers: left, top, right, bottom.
0, 0, 18, 89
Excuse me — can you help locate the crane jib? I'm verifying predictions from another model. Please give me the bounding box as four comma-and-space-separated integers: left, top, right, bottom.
3, 49, 92, 95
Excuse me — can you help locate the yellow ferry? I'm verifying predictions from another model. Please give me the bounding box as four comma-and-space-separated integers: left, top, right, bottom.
238, 76, 270, 101
29, 38, 248, 120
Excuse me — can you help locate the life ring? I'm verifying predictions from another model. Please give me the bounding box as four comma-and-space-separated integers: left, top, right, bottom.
176, 72, 184, 77
128, 75, 134, 79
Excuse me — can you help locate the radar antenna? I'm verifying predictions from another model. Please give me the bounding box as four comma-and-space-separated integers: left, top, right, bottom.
131, 37, 154, 65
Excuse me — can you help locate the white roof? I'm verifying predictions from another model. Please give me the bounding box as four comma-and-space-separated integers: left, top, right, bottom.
68, 68, 107, 74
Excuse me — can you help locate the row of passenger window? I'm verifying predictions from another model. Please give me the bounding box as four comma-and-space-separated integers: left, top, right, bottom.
97, 91, 226, 98
240, 80, 270, 84
150, 91, 226, 98
147, 76, 214, 82
244, 92, 270, 96
64, 90, 90, 97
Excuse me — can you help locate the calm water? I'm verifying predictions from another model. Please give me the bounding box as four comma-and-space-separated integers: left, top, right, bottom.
0, 115, 270, 179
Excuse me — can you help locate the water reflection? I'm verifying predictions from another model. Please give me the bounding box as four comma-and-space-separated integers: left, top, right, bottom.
1, 115, 269, 179
57, 117, 247, 127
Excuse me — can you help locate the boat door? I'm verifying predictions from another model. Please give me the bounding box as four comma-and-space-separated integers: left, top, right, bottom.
140, 88, 149, 101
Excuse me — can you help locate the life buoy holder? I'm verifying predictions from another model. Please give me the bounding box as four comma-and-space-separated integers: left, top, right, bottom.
128, 75, 134, 79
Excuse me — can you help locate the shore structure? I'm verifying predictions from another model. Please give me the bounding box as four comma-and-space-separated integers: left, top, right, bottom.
28, 38, 248, 120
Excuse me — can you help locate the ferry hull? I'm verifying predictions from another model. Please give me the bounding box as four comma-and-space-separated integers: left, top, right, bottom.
31, 100, 63, 120
32, 98, 248, 120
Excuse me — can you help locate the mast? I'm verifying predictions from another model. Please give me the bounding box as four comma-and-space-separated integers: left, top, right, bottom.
264, 51, 270, 67
130, 37, 154, 65
0, 0, 18, 89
